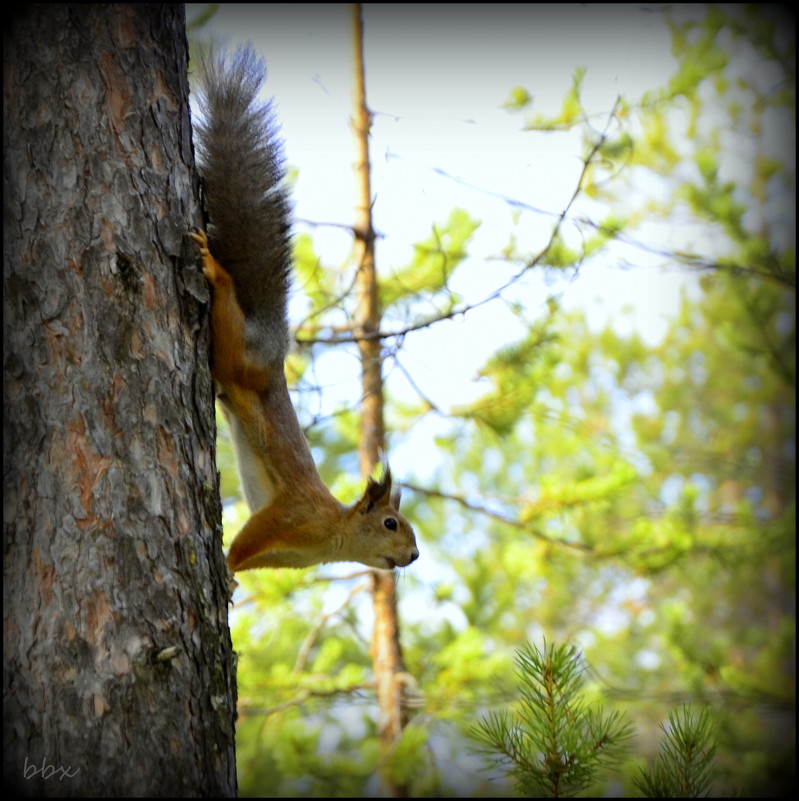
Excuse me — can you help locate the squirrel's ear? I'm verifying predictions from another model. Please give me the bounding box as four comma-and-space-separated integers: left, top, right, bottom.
355, 468, 392, 515
377, 454, 402, 510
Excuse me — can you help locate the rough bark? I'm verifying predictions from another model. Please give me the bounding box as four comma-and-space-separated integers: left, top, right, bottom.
350, 5, 412, 797
3, 5, 236, 796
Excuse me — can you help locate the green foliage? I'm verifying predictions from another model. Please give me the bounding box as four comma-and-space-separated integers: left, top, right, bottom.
502, 85, 533, 111
381, 207, 481, 310
635, 707, 718, 798
204, 5, 795, 796
381, 725, 429, 788
434, 9, 793, 794
292, 231, 340, 319
526, 67, 587, 130
468, 641, 633, 797
452, 320, 558, 435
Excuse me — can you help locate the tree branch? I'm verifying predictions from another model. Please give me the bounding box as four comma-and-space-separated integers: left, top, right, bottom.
400, 481, 592, 553
295, 103, 618, 348
240, 682, 378, 717
293, 581, 368, 674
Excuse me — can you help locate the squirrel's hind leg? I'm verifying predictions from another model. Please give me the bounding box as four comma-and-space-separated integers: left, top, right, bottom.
192, 230, 272, 392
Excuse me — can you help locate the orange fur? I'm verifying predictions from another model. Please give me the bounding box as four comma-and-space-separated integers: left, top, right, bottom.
193, 231, 419, 572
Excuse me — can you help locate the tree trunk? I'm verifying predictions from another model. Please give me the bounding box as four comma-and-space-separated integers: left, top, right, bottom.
350, 5, 411, 797
3, 6, 236, 796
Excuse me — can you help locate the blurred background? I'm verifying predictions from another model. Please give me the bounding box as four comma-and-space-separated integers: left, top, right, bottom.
188, 4, 795, 796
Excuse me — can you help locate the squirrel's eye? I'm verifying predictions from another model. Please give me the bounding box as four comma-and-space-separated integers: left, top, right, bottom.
383, 517, 398, 531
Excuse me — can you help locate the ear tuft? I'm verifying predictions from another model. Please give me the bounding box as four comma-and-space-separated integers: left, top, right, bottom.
358, 465, 393, 514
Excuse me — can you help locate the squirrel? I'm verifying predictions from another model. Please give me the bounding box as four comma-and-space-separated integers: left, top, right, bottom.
191, 46, 419, 572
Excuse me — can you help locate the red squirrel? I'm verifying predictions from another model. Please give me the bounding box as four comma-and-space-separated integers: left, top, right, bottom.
191, 47, 418, 572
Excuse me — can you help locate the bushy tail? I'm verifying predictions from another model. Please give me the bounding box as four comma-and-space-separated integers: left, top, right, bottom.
194, 45, 292, 362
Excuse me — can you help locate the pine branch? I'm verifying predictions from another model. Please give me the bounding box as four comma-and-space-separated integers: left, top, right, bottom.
634, 706, 718, 798
467, 641, 632, 797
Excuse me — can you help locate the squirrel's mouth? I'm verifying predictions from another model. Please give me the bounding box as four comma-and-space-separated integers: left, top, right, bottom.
382, 551, 419, 570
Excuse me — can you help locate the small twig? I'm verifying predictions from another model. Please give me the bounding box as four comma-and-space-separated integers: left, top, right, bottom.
295, 103, 618, 348
293, 582, 368, 674
401, 481, 592, 553
242, 681, 378, 717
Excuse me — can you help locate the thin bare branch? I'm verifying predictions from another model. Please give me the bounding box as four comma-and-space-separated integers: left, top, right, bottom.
293, 582, 368, 674
389, 354, 443, 415
242, 681, 377, 717
296, 102, 619, 348
400, 481, 592, 553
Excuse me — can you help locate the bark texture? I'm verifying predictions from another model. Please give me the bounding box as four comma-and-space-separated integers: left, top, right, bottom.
3, 5, 236, 796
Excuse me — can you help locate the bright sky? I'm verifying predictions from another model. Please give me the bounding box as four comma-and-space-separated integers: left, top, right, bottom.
188, 4, 707, 480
